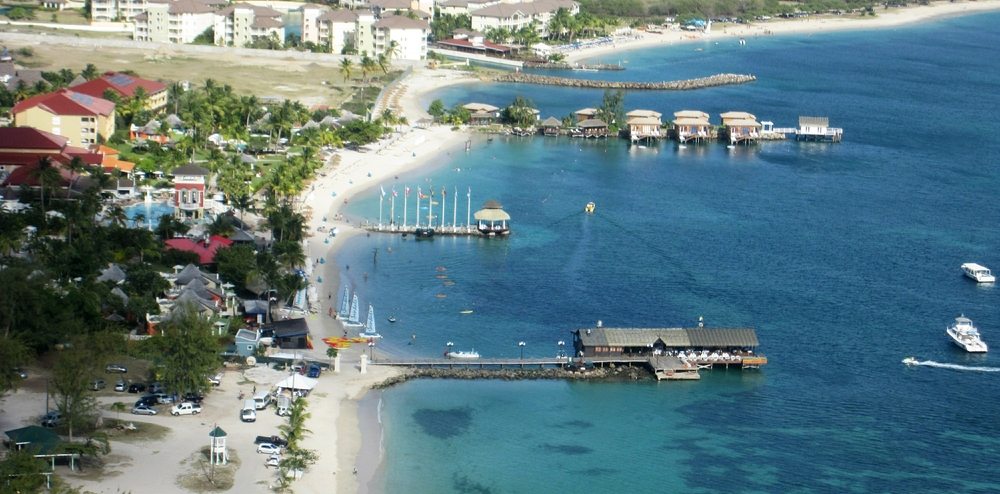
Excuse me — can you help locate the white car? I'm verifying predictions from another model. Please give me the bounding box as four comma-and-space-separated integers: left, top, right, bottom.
257, 443, 282, 455
265, 454, 280, 468
170, 402, 202, 416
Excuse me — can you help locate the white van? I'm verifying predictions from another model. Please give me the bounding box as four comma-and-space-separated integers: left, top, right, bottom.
241, 399, 256, 422
253, 390, 271, 410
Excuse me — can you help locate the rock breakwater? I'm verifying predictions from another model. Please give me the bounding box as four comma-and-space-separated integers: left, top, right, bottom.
483, 72, 756, 90
370, 364, 654, 389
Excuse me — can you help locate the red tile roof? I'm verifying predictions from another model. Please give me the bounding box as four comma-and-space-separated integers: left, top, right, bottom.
437, 38, 510, 52
164, 236, 235, 265
0, 127, 69, 151
71, 72, 167, 100
1, 161, 84, 188
12, 88, 116, 117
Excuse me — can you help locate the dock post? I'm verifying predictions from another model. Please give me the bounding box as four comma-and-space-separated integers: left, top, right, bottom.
360, 355, 367, 374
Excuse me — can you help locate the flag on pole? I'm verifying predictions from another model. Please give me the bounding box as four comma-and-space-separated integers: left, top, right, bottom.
380, 185, 386, 197
405, 187, 411, 196
442, 187, 446, 197
392, 186, 397, 197
418, 187, 424, 198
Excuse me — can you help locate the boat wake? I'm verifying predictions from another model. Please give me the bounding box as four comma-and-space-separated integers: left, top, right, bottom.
906, 359, 1000, 372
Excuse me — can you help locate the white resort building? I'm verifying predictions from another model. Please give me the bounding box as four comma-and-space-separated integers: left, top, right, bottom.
470, 0, 579, 38
133, 0, 215, 44
373, 15, 429, 61
213, 2, 285, 47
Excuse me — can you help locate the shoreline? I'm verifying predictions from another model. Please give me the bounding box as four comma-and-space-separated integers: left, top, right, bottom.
298, 5, 1000, 489
563, 0, 1000, 63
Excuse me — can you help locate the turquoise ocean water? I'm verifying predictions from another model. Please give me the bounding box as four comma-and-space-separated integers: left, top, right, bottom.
338, 13, 1000, 493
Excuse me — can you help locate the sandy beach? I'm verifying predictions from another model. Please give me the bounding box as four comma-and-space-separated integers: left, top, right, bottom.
564, 0, 1000, 63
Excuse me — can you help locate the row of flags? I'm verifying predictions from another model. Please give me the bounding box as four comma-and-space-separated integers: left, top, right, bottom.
380, 186, 472, 199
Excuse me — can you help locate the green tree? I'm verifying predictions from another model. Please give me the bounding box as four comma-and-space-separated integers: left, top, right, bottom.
596, 89, 627, 133
0, 449, 48, 493
158, 305, 221, 395
82, 63, 100, 81
0, 337, 31, 400
110, 401, 127, 425
50, 338, 101, 441
428, 99, 445, 121
28, 156, 62, 221
214, 244, 257, 293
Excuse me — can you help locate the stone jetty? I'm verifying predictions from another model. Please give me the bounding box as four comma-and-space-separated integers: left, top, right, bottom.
483, 72, 756, 90
371, 365, 653, 389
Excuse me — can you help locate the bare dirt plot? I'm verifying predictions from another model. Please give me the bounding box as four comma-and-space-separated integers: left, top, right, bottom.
0, 39, 364, 107
177, 446, 242, 493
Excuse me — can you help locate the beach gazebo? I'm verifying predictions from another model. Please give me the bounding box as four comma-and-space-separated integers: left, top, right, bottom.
209, 426, 228, 465
540, 117, 562, 136
473, 199, 510, 236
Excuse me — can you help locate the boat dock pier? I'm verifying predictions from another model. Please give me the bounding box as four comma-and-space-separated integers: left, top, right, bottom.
370, 353, 766, 381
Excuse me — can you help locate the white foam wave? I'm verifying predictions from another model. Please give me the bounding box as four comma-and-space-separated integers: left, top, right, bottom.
909, 360, 1000, 372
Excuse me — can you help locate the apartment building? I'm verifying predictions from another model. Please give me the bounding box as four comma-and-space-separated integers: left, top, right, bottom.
12, 89, 116, 146
372, 15, 429, 61
470, 0, 579, 37
133, 0, 215, 44
213, 2, 286, 47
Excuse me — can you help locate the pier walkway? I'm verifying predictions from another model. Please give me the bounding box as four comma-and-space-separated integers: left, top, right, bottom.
370, 354, 766, 379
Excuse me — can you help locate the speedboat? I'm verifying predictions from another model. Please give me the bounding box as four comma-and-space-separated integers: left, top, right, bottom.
961, 263, 995, 283
446, 349, 480, 359
585, 202, 595, 213
902, 357, 917, 365
946, 315, 988, 353
387, 316, 396, 323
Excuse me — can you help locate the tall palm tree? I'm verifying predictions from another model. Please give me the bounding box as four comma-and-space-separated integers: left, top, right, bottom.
360, 55, 377, 86
29, 157, 62, 220
384, 40, 401, 62
64, 156, 89, 199
339, 58, 354, 85
376, 53, 389, 75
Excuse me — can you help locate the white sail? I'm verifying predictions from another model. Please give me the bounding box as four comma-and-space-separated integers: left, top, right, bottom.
340, 287, 350, 316
349, 294, 360, 323
365, 305, 376, 335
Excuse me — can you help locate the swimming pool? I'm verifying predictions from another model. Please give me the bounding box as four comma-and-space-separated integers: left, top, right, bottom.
124, 201, 175, 229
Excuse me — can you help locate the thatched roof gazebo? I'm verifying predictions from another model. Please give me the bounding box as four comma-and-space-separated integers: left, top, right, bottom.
473, 200, 510, 236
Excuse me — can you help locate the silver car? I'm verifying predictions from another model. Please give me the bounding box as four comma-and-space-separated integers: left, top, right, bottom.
256, 443, 282, 455
132, 404, 158, 415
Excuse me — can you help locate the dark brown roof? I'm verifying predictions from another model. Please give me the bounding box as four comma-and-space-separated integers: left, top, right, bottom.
482, 199, 502, 209
575, 327, 760, 348
171, 163, 210, 175
579, 118, 608, 128
317, 9, 357, 22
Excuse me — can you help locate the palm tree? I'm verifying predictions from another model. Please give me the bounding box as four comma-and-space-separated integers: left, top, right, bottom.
29, 156, 62, 220
360, 55, 377, 86
110, 402, 127, 425
376, 53, 389, 75
384, 40, 401, 62
339, 58, 354, 85
64, 156, 89, 199
107, 205, 128, 227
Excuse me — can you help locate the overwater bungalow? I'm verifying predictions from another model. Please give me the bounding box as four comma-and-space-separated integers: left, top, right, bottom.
572, 325, 765, 369
473, 199, 510, 236
464, 103, 500, 125
796, 116, 842, 142
721, 112, 761, 145
572, 118, 609, 138
627, 110, 663, 142
575, 108, 597, 123
540, 117, 562, 136
673, 110, 712, 143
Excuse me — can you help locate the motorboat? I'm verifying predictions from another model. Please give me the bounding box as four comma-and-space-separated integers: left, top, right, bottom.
446, 349, 480, 359
902, 357, 917, 365
961, 263, 995, 283
387, 316, 396, 323
946, 315, 988, 353
585, 202, 595, 213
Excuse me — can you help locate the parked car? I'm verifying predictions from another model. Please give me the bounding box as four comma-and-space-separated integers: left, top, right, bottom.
148, 382, 164, 394
106, 364, 127, 374
257, 443, 282, 455
137, 395, 159, 407
182, 392, 204, 404
14, 368, 27, 379
241, 407, 257, 423
132, 404, 158, 415
127, 383, 147, 394
41, 411, 61, 428
171, 402, 201, 416
265, 454, 280, 468
154, 393, 175, 404
207, 373, 223, 387
254, 435, 289, 448
90, 379, 106, 391
114, 381, 127, 392
307, 365, 322, 378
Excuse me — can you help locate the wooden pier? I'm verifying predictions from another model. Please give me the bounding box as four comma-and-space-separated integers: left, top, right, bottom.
369, 354, 766, 380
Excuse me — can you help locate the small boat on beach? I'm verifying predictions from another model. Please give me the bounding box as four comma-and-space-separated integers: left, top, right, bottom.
360, 305, 382, 339
947, 315, 987, 353
961, 263, 995, 283
585, 202, 595, 213
446, 349, 480, 359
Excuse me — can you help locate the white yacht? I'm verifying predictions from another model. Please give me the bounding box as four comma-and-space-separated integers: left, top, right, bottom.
946, 315, 988, 353
446, 350, 480, 359
961, 263, 995, 283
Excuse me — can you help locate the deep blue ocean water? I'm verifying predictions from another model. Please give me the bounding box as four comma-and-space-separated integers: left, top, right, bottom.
337, 12, 1000, 493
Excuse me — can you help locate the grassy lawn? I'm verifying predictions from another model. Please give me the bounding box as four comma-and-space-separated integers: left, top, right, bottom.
103, 420, 173, 444
177, 446, 242, 492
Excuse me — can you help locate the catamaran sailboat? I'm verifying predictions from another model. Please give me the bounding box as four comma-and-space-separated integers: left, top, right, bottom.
360, 304, 382, 339
947, 315, 987, 353
339, 287, 350, 318
343, 294, 364, 327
